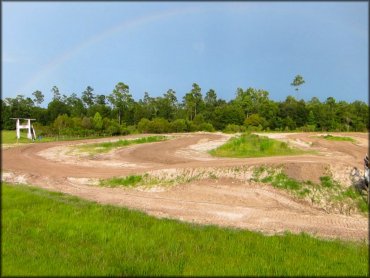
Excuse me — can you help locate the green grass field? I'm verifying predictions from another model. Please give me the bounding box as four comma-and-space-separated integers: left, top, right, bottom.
2, 182, 368, 276
210, 133, 305, 158
1, 130, 97, 144
1, 130, 47, 144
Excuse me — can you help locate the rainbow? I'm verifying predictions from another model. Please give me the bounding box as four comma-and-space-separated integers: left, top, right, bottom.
20, 6, 201, 93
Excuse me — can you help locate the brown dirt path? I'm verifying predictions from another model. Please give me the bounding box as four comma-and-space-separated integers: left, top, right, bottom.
2, 132, 368, 241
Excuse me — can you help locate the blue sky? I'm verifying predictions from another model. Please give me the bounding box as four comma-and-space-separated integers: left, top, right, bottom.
2, 2, 368, 105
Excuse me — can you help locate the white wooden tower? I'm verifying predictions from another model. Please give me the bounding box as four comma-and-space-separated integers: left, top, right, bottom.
10, 118, 36, 140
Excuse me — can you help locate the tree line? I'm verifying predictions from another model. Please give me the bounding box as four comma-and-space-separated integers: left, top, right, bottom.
1, 82, 368, 137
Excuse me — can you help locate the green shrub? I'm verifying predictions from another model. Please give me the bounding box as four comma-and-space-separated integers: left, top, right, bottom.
244, 114, 267, 129
223, 124, 245, 133
198, 122, 215, 132
137, 118, 151, 133
169, 119, 187, 133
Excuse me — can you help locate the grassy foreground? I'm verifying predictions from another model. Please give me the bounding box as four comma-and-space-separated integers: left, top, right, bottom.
210, 133, 304, 158
2, 183, 368, 276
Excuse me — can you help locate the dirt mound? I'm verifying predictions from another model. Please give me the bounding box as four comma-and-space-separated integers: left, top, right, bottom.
283, 162, 328, 183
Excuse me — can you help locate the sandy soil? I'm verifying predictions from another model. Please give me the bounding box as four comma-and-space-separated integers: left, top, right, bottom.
2, 132, 369, 241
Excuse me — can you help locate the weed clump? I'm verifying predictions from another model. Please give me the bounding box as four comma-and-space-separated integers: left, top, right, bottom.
100, 175, 143, 187
252, 166, 368, 215
319, 176, 339, 188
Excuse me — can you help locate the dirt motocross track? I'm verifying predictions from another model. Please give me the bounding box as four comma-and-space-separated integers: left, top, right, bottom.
2, 132, 369, 241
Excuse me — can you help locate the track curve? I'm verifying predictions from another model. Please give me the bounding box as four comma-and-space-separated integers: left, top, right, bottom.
2, 132, 368, 241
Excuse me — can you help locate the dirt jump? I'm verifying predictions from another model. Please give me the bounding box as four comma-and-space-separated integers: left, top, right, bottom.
2, 132, 369, 242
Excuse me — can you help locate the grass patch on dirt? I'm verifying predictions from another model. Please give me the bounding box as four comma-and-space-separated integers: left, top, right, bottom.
100, 171, 203, 188
321, 134, 355, 142
252, 166, 369, 215
100, 175, 144, 187
2, 182, 368, 276
75, 136, 167, 155
209, 133, 304, 158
